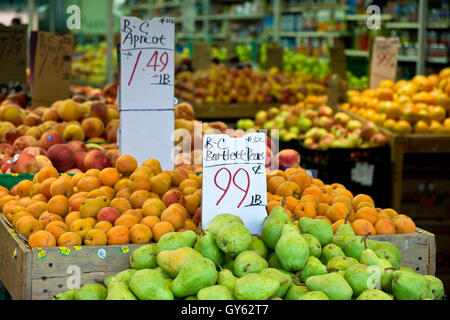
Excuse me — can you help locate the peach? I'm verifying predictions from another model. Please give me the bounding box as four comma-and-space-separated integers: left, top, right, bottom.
65, 211, 81, 227
45, 220, 68, 240
94, 220, 113, 234
47, 144, 75, 172
130, 223, 152, 244
74, 151, 87, 171
57, 99, 83, 121
39, 131, 65, 151
84, 229, 107, 246
97, 207, 121, 224
142, 198, 166, 217
10, 152, 38, 174
28, 230, 56, 248
63, 124, 85, 141
81, 117, 104, 138
47, 195, 70, 217
275, 149, 301, 170
150, 174, 171, 195
67, 140, 88, 154
106, 225, 130, 245
69, 218, 93, 239
84, 150, 111, 171
161, 189, 185, 207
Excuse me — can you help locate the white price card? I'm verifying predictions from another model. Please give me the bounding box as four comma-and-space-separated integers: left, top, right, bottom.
370, 37, 399, 89
351, 162, 375, 187
201, 133, 268, 234
120, 16, 175, 110
119, 16, 175, 169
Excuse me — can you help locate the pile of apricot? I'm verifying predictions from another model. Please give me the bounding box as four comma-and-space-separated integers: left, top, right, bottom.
266, 167, 416, 236
0, 155, 202, 248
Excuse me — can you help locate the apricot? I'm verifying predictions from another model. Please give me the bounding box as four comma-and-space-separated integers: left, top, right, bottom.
141, 158, 162, 175
150, 174, 170, 195
99, 186, 116, 200
352, 194, 374, 209
86, 217, 97, 227
70, 197, 86, 212
161, 207, 185, 230
152, 221, 175, 242
319, 193, 332, 205
109, 197, 132, 214
39, 211, 64, 228
135, 166, 154, 178
315, 216, 332, 225
49, 177, 73, 198
28, 230, 56, 248
288, 172, 312, 192
115, 155, 138, 176
94, 220, 113, 234
294, 202, 316, 219
129, 190, 152, 209
317, 203, 330, 217
47, 195, 70, 217
84, 229, 107, 246
352, 219, 376, 236
57, 232, 82, 246
184, 219, 198, 232
141, 216, 160, 230
275, 181, 301, 198
170, 167, 190, 187
168, 203, 188, 218
394, 217, 416, 234
0, 195, 16, 212
355, 207, 379, 225
77, 176, 101, 192
331, 195, 353, 212
26, 201, 48, 219
114, 214, 138, 229
14, 214, 36, 231
65, 211, 81, 227
311, 178, 324, 187
68, 191, 88, 204
142, 198, 166, 217
331, 219, 346, 233
116, 188, 132, 200
69, 218, 93, 239
29, 183, 41, 197
32, 193, 48, 202
184, 194, 201, 216
128, 171, 152, 192
326, 202, 349, 222
99, 167, 120, 187
267, 176, 286, 196
40, 177, 57, 199
380, 208, 398, 220
130, 224, 152, 244
375, 219, 396, 235
161, 189, 185, 208
86, 188, 110, 199
12, 211, 33, 227
71, 172, 86, 187
107, 225, 130, 245
85, 168, 101, 177
178, 178, 200, 192
114, 178, 130, 192
122, 209, 144, 222
45, 220, 68, 240
37, 166, 59, 183
356, 201, 375, 211
16, 180, 34, 198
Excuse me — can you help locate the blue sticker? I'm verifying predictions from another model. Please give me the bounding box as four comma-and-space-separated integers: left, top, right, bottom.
46, 136, 53, 141
98, 248, 106, 259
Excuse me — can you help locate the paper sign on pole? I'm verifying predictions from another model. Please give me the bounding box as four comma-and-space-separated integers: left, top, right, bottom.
29, 31, 73, 107
119, 16, 175, 169
201, 133, 268, 234
370, 37, 399, 89
265, 44, 284, 71
193, 41, 211, 70
0, 25, 27, 82
329, 38, 347, 81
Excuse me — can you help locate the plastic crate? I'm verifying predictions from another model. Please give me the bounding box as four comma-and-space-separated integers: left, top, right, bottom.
293, 141, 392, 208
0, 174, 35, 190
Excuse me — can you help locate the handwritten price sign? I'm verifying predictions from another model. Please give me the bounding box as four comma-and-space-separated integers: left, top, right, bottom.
370, 37, 399, 89
30, 31, 73, 107
201, 133, 268, 234
120, 16, 175, 110
0, 25, 27, 82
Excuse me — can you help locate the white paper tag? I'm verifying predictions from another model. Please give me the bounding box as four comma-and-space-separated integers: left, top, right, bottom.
351, 162, 375, 187
201, 133, 268, 234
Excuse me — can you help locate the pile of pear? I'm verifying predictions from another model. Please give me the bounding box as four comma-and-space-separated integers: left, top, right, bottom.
54, 207, 444, 300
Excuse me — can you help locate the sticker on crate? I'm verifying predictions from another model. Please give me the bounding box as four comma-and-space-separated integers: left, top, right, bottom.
351, 162, 375, 187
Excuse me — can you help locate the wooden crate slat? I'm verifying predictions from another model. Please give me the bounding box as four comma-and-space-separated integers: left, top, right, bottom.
193, 103, 275, 119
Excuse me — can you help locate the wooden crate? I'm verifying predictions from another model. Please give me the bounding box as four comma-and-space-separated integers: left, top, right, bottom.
338, 108, 450, 213
193, 103, 276, 120
0, 216, 140, 300
0, 215, 436, 299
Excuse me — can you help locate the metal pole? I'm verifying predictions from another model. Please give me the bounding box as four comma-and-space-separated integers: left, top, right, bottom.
416, 0, 427, 75
106, 0, 114, 84
49, 0, 56, 33
203, 0, 209, 41
28, 0, 35, 68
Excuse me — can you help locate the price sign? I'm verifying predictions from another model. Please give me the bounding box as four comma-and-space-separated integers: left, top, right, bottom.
119, 16, 175, 169
329, 38, 347, 81
0, 25, 27, 82
265, 45, 284, 71
370, 37, 399, 89
192, 41, 211, 70
201, 133, 268, 234
30, 31, 73, 107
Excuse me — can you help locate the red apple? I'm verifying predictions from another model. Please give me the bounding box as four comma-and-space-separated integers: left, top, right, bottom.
275, 149, 301, 170
97, 207, 121, 224
10, 152, 38, 174
67, 140, 89, 154
84, 149, 112, 170
74, 151, 87, 171
39, 131, 65, 150
47, 144, 75, 172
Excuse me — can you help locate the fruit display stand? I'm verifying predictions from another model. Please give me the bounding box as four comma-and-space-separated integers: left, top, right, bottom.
338, 108, 450, 216
0, 213, 436, 300
0, 216, 140, 300
0, 174, 34, 190
193, 103, 276, 121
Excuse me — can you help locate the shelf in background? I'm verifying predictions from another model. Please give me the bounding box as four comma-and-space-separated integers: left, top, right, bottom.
196, 13, 266, 21
154, 1, 180, 9
345, 49, 369, 57
386, 22, 419, 29
282, 3, 348, 13
427, 22, 450, 29
344, 14, 392, 21
427, 57, 449, 64
280, 31, 350, 38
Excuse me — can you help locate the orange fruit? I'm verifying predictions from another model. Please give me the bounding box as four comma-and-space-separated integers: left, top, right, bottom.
28, 230, 56, 248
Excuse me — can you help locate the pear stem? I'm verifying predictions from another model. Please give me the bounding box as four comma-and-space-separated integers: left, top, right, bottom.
217, 264, 223, 271
344, 212, 350, 224
291, 272, 302, 279
327, 268, 339, 273
384, 267, 397, 271
292, 280, 306, 286
95, 279, 104, 284
281, 197, 287, 208
362, 232, 371, 249
251, 233, 262, 239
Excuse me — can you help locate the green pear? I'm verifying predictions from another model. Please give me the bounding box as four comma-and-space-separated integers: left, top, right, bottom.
424, 275, 444, 300
194, 231, 224, 267
261, 206, 290, 250
398, 266, 415, 273
106, 278, 137, 300
204, 213, 244, 235
298, 291, 329, 300
320, 243, 345, 265
157, 247, 203, 278
306, 273, 353, 300
114, 269, 137, 285
234, 250, 268, 277
216, 222, 251, 256
259, 268, 292, 298
75, 283, 107, 300
104, 275, 115, 287
223, 259, 235, 272
156, 230, 197, 253
299, 256, 327, 282
185, 296, 198, 300
360, 247, 394, 292
234, 273, 280, 300
344, 264, 374, 297
268, 252, 283, 269
298, 217, 333, 246
154, 266, 172, 279
356, 289, 393, 300
129, 269, 173, 300
248, 235, 268, 259
171, 257, 218, 298
275, 224, 309, 271
129, 243, 157, 269
367, 240, 402, 267
301, 234, 322, 258
332, 218, 355, 249
218, 269, 238, 295
343, 236, 366, 260
391, 271, 430, 300
197, 285, 234, 300
284, 284, 309, 300
327, 256, 359, 271
53, 289, 79, 300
